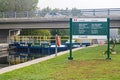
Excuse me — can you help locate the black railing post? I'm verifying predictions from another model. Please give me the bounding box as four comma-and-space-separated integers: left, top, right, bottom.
2, 12, 4, 18
14, 12, 16, 18
108, 9, 110, 15
93, 9, 95, 16
26, 11, 29, 17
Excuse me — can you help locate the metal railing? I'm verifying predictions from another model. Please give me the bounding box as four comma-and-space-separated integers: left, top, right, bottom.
0, 8, 120, 18
10, 36, 70, 44
10, 36, 95, 45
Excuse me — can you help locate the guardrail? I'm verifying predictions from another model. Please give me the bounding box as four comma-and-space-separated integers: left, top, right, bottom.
10, 36, 70, 44
0, 8, 120, 18
10, 36, 95, 46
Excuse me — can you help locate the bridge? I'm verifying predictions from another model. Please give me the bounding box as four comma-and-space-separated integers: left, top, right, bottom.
0, 8, 120, 29
0, 8, 120, 43
0, 17, 120, 29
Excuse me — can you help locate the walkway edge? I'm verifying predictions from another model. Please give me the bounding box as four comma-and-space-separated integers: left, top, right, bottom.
0, 45, 97, 74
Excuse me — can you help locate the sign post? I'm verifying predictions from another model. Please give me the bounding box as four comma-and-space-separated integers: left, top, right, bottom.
106, 18, 111, 60
68, 18, 73, 60
69, 18, 111, 60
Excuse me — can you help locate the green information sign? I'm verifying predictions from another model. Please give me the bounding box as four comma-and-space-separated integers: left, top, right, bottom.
72, 18, 108, 35
68, 18, 111, 60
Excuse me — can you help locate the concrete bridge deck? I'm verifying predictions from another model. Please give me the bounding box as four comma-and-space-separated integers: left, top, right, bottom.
0, 17, 119, 29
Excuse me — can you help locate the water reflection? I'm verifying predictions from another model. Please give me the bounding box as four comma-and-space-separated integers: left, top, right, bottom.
0, 42, 81, 68
0, 50, 47, 69
8, 52, 45, 65
0, 51, 9, 69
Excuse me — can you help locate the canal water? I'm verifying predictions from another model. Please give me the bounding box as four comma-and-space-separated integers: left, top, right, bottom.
0, 45, 67, 69
0, 51, 9, 69
0, 50, 47, 69
0, 42, 81, 69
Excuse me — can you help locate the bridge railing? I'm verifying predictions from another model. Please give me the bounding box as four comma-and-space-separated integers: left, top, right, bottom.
0, 8, 120, 18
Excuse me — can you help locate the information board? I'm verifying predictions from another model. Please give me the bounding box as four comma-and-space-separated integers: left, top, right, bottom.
68, 18, 111, 60
72, 18, 108, 35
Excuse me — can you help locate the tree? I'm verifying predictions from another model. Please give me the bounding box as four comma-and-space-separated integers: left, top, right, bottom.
20, 29, 51, 36
119, 29, 120, 35
40, 7, 52, 16
42, 7, 51, 12
53, 8, 60, 12
0, 0, 38, 12
71, 8, 83, 17
50, 29, 69, 36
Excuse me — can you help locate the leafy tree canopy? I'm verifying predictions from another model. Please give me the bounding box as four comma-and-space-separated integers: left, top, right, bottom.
20, 29, 51, 36
50, 29, 69, 36
118, 29, 120, 34
0, 0, 38, 12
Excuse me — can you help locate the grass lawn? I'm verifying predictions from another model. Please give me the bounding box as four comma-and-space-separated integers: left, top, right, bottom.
0, 45, 120, 80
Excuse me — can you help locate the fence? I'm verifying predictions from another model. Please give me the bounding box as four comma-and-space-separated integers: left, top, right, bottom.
10, 35, 97, 46
0, 8, 120, 18
10, 36, 70, 44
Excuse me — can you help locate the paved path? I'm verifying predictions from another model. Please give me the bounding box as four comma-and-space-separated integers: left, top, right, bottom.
0, 45, 97, 74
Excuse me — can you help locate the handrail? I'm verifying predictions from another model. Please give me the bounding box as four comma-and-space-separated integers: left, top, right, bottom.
0, 8, 120, 18
10, 36, 94, 45
10, 36, 70, 43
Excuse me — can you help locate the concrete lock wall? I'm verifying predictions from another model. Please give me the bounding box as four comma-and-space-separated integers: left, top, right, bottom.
0, 29, 20, 43
0, 30, 9, 43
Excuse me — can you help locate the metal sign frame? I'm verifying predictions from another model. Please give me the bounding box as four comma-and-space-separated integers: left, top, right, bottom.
68, 18, 111, 60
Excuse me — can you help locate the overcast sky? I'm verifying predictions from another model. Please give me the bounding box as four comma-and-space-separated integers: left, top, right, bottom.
38, 0, 120, 9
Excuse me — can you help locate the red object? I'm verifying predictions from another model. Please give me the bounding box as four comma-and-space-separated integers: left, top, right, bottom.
56, 36, 61, 46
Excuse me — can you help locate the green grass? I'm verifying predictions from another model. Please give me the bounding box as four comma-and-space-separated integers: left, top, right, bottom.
0, 45, 120, 80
